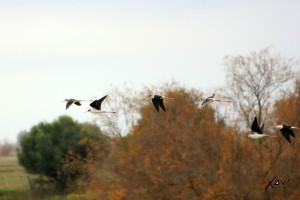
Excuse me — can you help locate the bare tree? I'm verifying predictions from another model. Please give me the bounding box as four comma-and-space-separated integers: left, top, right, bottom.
91, 84, 142, 138
224, 47, 298, 129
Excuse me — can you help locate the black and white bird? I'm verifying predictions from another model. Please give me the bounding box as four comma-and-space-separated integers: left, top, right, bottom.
200, 93, 231, 106
275, 125, 299, 143
86, 95, 116, 114
248, 116, 276, 139
63, 99, 92, 110
149, 95, 175, 112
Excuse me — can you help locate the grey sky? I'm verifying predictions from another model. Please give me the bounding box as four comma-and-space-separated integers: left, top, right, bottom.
1, 0, 300, 142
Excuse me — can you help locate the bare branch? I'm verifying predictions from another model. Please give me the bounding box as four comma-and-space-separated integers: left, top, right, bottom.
224, 47, 298, 129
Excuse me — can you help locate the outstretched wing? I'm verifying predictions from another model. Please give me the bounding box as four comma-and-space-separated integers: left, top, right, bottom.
283, 125, 295, 138
280, 129, 291, 143
158, 99, 166, 112
90, 100, 99, 110
152, 98, 160, 112
202, 98, 212, 106
285, 129, 295, 138
66, 100, 74, 110
251, 117, 262, 134
96, 95, 108, 110
74, 101, 81, 106
290, 130, 296, 138
90, 95, 107, 110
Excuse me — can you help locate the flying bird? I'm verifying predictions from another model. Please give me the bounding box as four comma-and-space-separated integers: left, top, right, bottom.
200, 93, 231, 106
149, 95, 175, 112
275, 125, 299, 143
90, 95, 108, 110
63, 99, 92, 110
248, 116, 277, 139
86, 95, 116, 114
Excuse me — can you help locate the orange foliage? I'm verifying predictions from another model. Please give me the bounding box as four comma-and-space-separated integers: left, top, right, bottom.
68, 82, 300, 200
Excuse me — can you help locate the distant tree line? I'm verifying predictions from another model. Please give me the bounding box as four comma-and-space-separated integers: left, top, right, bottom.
0, 141, 15, 157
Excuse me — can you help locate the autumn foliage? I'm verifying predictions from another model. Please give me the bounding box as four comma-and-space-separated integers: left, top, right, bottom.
64, 81, 298, 200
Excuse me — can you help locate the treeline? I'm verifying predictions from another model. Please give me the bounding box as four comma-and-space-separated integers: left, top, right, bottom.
0, 141, 15, 157
17, 48, 300, 199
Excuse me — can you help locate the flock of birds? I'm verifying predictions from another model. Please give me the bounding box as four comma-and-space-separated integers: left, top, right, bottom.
64, 95, 116, 114
63, 93, 299, 144
249, 116, 300, 143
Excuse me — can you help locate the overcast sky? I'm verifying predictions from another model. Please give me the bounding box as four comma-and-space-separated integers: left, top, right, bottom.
1, 0, 300, 142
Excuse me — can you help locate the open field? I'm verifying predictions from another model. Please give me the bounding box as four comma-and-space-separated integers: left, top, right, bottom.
0, 156, 86, 199
0, 156, 31, 199
0, 156, 29, 190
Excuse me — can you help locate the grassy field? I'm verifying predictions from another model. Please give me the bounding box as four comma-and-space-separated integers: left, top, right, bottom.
0, 156, 86, 200
0, 156, 31, 199
0, 156, 29, 190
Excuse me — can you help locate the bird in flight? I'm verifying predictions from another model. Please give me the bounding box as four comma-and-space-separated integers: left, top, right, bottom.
149, 94, 175, 112
200, 93, 231, 106
86, 95, 116, 114
275, 125, 299, 143
248, 116, 277, 139
90, 95, 108, 110
63, 99, 92, 110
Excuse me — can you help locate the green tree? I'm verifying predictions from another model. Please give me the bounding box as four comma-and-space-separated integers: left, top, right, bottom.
17, 115, 109, 192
